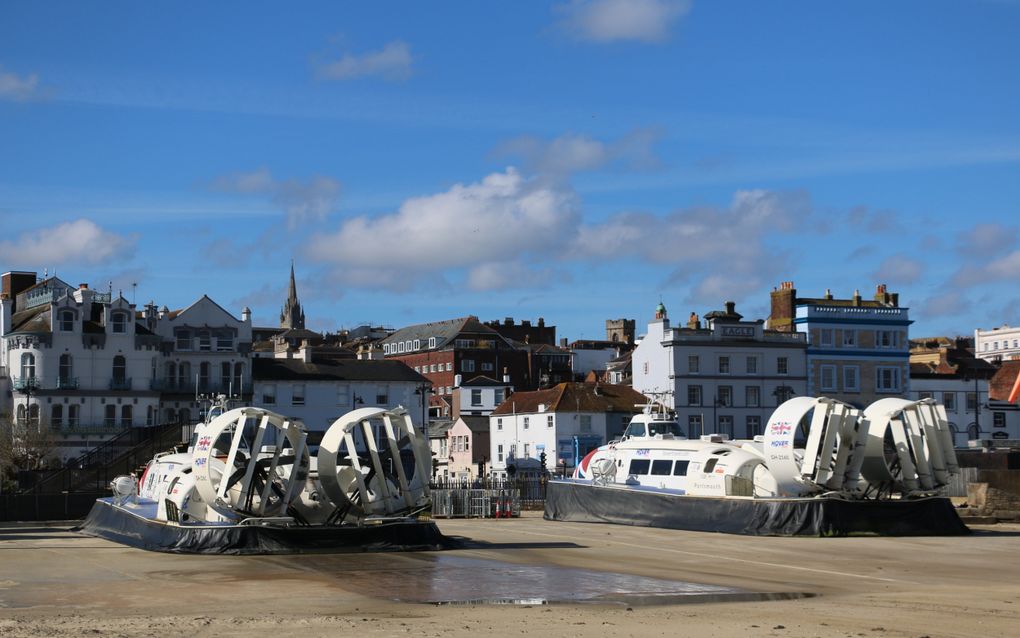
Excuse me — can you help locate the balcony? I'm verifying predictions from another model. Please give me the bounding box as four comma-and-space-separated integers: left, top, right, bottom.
12, 376, 42, 393
56, 376, 79, 390
109, 377, 133, 391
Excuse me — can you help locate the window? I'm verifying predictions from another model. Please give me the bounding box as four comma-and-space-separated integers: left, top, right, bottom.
688, 415, 702, 437
112, 355, 126, 382
966, 392, 977, 411
994, 412, 1006, 428
993, 341, 999, 350
746, 415, 762, 437
20, 353, 35, 379
383, 344, 390, 355
482, 361, 494, 372
746, 356, 758, 374
703, 458, 718, 473
59, 354, 73, 385
497, 444, 504, 462
580, 415, 592, 433
68, 404, 79, 427
376, 391, 388, 405
628, 459, 651, 475
176, 330, 192, 350
820, 328, 834, 347
746, 386, 760, 408
651, 460, 672, 475
146, 406, 154, 426
199, 361, 210, 390
262, 384, 277, 405
217, 334, 233, 351
688, 355, 699, 373
918, 391, 933, 400
687, 385, 702, 406
777, 357, 788, 375
111, 312, 128, 333
497, 418, 503, 431
718, 356, 730, 374
336, 383, 349, 406
820, 365, 837, 392
843, 330, 857, 347
523, 417, 530, 429
104, 404, 116, 427
293, 384, 305, 406
428, 337, 437, 349
462, 359, 475, 373
943, 392, 956, 411
221, 362, 231, 389
233, 363, 244, 392
672, 460, 690, 476
718, 415, 734, 436
471, 389, 482, 406
60, 310, 74, 331
843, 366, 860, 392
121, 405, 132, 427
876, 330, 899, 348
494, 389, 505, 404
718, 386, 732, 407
198, 331, 211, 351
446, 362, 453, 372
547, 415, 554, 428
397, 342, 405, 353
876, 366, 901, 392
51, 404, 63, 427
413, 339, 420, 351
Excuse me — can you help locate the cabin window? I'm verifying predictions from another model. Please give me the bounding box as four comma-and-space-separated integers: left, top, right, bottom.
628, 459, 651, 475
672, 460, 690, 476
703, 458, 718, 473
651, 460, 672, 475
625, 422, 646, 438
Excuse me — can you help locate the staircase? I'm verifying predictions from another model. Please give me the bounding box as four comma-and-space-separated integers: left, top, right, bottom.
24, 423, 187, 494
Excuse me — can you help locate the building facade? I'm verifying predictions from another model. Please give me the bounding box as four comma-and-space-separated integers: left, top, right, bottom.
769, 282, 911, 407
633, 301, 808, 440
974, 324, 1020, 363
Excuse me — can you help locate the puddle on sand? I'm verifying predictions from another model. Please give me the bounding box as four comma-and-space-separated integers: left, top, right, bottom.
347, 555, 813, 607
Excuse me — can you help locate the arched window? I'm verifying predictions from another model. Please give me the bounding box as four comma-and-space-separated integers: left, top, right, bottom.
104, 404, 116, 427
112, 355, 126, 381
165, 408, 177, 424
59, 354, 73, 386
51, 404, 63, 427
20, 353, 35, 379
178, 362, 191, 390
28, 404, 39, 426
16, 404, 26, 425
60, 310, 75, 332
199, 362, 210, 391
220, 362, 231, 390
111, 311, 128, 333
165, 361, 177, 389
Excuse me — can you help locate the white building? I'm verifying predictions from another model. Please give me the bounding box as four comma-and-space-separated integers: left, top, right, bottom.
1, 275, 163, 462
974, 324, 1020, 363
632, 301, 808, 439
250, 346, 431, 436
451, 374, 512, 419
488, 382, 646, 477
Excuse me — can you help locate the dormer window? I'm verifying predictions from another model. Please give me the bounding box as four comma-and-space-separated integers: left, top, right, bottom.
111, 311, 128, 333
60, 310, 75, 332
199, 331, 211, 351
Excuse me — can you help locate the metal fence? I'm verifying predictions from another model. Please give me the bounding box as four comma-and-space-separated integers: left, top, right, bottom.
429, 478, 546, 518
0, 491, 104, 522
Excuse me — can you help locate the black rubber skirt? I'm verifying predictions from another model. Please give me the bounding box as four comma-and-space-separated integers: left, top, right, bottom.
544, 480, 970, 537
76, 499, 450, 554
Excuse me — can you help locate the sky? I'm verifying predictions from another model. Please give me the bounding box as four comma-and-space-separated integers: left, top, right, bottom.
1, 1, 1018, 340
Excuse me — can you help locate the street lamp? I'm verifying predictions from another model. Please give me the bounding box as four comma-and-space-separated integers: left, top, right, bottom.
414, 383, 430, 433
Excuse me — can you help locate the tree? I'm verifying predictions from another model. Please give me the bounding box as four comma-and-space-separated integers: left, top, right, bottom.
0, 411, 57, 492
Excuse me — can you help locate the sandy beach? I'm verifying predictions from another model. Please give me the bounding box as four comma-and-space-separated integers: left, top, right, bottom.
1, 514, 1017, 638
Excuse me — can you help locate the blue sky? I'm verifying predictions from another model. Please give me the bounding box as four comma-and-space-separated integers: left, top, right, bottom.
1, 1, 1018, 340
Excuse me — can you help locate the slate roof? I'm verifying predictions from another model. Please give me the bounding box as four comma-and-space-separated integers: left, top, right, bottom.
252, 356, 429, 383
457, 416, 490, 434
380, 315, 509, 352
429, 420, 454, 438
491, 383, 647, 416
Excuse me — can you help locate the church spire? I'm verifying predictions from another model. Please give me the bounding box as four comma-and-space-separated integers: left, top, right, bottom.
280, 259, 305, 330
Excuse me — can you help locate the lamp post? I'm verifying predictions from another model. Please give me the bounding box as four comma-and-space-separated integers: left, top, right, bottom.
414, 383, 430, 433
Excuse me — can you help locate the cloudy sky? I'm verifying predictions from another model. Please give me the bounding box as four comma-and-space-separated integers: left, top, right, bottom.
1, 1, 1018, 339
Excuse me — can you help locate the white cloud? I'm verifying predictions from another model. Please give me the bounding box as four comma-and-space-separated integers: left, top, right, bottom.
0, 66, 40, 101
872, 253, 924, 285
0, 219, 136, 267
919, 290, 966, 319
557, 0, 692, 43
307, 168, 579, 291
571, 189, 809, 301
957, 222, 1018, 257
212, 168, 341, 229
496, 129, 662, 176
316, 41, 413, 81
466, 261, 559, 292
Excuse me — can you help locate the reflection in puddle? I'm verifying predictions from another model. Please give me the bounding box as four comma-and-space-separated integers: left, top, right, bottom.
347, 555, 811, 607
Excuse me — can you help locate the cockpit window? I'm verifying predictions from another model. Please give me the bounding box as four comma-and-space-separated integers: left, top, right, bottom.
648, 422, 682, 437
624, 423, 647, 438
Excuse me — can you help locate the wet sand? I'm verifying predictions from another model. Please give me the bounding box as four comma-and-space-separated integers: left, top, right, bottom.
1, 514, 1018, 637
